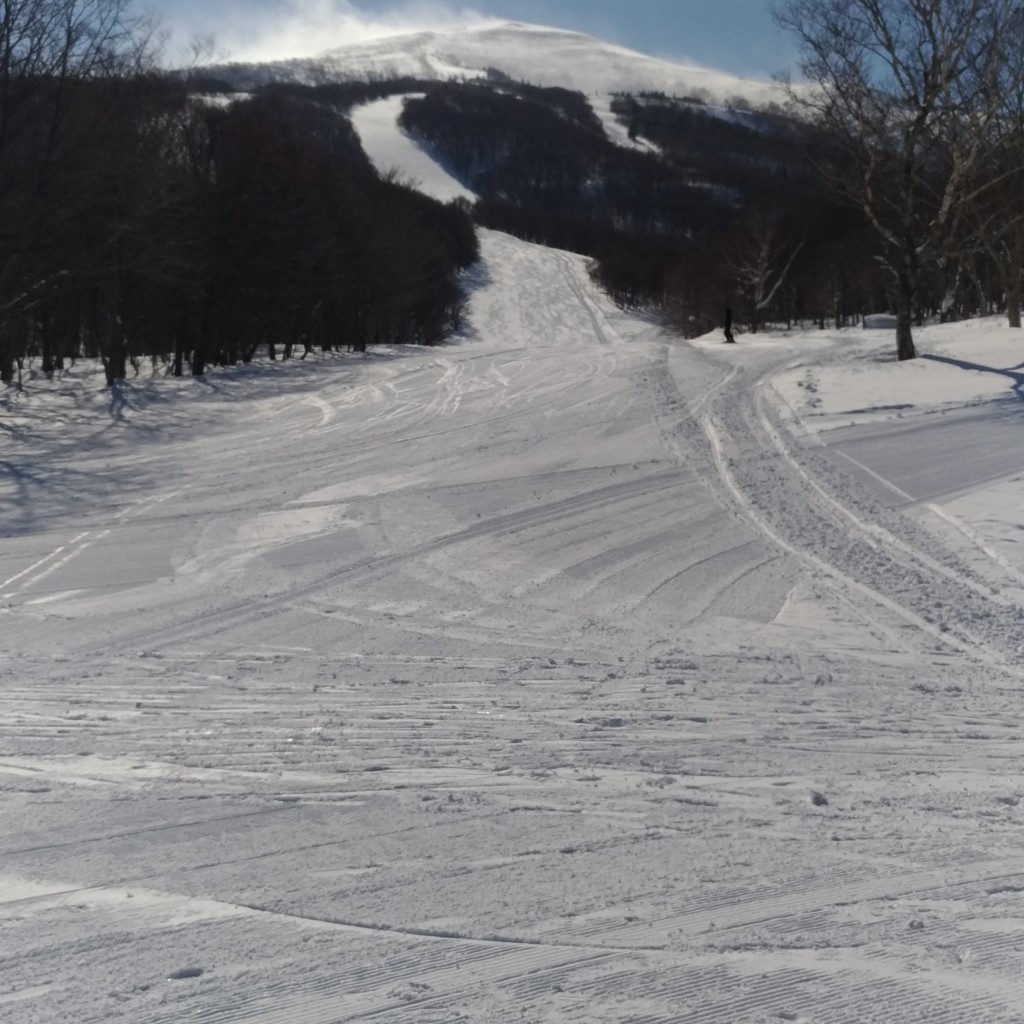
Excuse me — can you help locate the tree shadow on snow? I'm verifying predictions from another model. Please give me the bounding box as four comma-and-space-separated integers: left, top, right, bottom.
921, 353, 1024, 402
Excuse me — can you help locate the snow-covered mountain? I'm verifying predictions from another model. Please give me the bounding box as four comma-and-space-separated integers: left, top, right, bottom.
210, 21, 785, 108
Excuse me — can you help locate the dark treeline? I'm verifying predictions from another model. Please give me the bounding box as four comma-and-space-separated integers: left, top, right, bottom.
399, 77, 1014, 339
481, 69, 606, 133
2, 2, 477, 388
615, 92, 1018, 338
234, 77, 439, 113
399, 83, 725, 237
617, 93, 886, 335
398, 82, 734, 320
396, 80, 877, 334
614, 93, 805, 196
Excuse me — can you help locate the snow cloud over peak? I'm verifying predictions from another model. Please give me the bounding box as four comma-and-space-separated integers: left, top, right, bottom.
178, 0, 502, 64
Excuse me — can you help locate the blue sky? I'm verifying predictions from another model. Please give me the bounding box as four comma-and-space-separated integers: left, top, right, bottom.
157, 0, 794, 79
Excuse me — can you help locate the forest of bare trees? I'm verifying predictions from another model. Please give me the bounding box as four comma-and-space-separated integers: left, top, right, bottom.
776, 0, 1024, 358
0, 0, 477, 388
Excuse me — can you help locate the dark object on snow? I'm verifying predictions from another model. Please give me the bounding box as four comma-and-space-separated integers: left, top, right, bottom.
169, 967, 205, 981
724, 306, 735, 344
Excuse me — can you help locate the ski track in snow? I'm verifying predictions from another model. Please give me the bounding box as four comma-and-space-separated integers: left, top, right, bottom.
4, 153, 1024, 1023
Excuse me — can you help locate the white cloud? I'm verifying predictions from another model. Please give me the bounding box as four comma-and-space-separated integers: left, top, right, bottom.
171, 0, 502, 64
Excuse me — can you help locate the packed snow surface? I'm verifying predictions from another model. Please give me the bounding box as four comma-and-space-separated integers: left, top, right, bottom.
5, 89, 1024, 1024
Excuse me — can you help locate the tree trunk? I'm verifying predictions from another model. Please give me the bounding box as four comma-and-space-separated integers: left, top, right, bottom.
1008, 229, 1022, 329
104, 320, 128, 386
39, 308, 55, 377
1007, 273, 1021, 329
190, 320, 207, 376
41, 336, 54, 377
895, 266, 917, 361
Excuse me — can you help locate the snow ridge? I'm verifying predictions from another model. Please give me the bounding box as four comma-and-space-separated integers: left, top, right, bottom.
216, 21, 785, 108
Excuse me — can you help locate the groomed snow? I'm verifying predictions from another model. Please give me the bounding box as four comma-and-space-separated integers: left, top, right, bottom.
4, 82, 1024, 1024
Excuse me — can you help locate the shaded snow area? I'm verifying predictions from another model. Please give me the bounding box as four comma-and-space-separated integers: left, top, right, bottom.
4, 111, 1024, 1024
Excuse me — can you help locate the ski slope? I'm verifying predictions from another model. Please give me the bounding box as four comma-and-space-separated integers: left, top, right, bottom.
350, 96, 477, 203
4, 102, 1024, 1024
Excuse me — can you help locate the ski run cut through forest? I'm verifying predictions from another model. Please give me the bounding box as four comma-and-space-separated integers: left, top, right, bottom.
7, 50, 1024, 1024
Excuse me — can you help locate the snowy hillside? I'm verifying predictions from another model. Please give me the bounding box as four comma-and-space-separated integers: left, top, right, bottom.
212, 21, 785, 107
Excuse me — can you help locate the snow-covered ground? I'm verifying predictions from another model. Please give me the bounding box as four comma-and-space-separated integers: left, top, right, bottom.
4, 101, 1024, 1024
772, 321, 1024, 597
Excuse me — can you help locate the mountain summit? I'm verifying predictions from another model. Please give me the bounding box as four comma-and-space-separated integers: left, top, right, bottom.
215, 21, 783, 107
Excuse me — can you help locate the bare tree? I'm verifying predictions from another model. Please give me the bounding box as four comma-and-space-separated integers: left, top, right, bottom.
0, 0, 158, 380
726, 216, 804, 333
775, 0, 1024, 359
